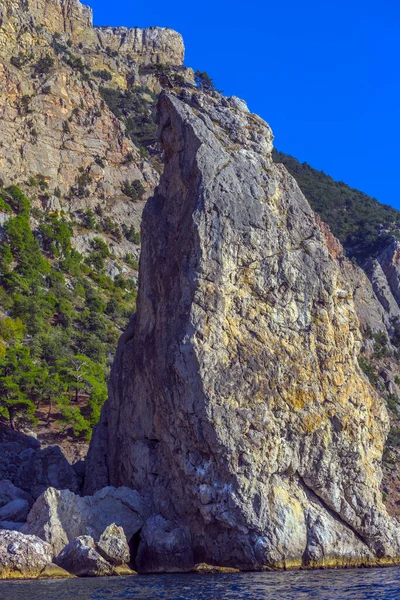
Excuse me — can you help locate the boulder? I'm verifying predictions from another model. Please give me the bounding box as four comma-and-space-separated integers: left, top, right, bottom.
136, 515, 194, 573
96, 524, 130, 566
0, 499, 30, 522
0, 426, 80, 502
14, 446, 80, 500
0, 530, 52, 579
0, 424, 39, 483
55, 536, 117, 577
22, 486, 151, 556
39, 563, 75, 579
0, 480, 34, 510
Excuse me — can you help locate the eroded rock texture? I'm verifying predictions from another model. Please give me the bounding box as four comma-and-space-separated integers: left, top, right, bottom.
0, 530, 53, 579
86, 90, 400, 568
0, 0, 187, 274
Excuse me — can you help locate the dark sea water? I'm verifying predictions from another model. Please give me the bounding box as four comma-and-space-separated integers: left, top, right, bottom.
1, 569, 400, 600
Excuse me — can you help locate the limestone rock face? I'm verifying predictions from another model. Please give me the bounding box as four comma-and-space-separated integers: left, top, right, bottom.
1, 0, 183, 61
94, 26, 184, 66
55, 535, 117, 577
0, 0, 185, 269
0, 530, 52, 579
364, 238, 400, 323
22, 486, 151, 556
86, 90, 400, 569
136, 515, 194, 573
96, 524, 130, 566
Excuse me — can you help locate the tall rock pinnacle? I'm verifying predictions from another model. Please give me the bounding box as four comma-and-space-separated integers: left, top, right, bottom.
86, 89, 400, 569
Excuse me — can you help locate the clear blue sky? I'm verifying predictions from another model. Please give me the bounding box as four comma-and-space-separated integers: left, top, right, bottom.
89, 0, 400, 209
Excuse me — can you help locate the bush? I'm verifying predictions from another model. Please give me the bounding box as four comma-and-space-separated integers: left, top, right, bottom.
125, 253, 138, 270
194, 70, 216, 91
387, 427, 400, 447
121, 179, 146, 202
93, 69, 112, 82
19, 95, 31, 116
358, 356, 378, 386
123, 224, 140, 244
72, 172, 91, 197
11, 52, 32, 69
82, 209, 96, 229
91, 237, 110, 258
63, 53, 88, 75
99, 87, 158, 148
35, 55, 54, 75
3, 186, 30, 215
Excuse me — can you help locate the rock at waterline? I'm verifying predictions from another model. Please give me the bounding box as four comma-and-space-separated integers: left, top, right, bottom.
0, 529, 52, 579
55, 536, 118, 577
96, 523, 131, 566
136, 515, 194, 573
22, 485, 152, 556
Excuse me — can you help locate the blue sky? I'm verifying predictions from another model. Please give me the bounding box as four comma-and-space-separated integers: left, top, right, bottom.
89, 0, 400, 208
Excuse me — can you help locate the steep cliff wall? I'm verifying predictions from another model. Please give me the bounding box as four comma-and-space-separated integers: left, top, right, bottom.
0, 0, 185, 269
86, 89, 400, 569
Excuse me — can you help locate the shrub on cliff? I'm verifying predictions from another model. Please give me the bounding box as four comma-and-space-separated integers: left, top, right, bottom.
194, 70, 216, 91
34, 55, 54, 75
93, 69, 112, 82
99, 87, 158, 149
121, 179, 145, 201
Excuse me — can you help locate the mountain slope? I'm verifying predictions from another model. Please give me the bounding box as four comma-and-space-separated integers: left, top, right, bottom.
272, 150, 400, 262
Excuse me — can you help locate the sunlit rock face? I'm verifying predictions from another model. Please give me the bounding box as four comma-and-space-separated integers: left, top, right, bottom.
0, 0, 185, 262
86, 89, 400, 568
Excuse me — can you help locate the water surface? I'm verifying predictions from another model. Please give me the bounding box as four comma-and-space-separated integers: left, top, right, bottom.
1, 568, 400, 599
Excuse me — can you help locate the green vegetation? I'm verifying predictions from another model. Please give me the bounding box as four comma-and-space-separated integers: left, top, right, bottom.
0, 185, 137, 437
358, 356, 379, 386
34, 55, 54, 76
63, 53, 89, 77
272, 150, 400, 262
11, 52, 33, 69
123, 224, 140, 245
386, 394, 400, 416
387, 427, 400, 447
121, 179, 146, 202
99, 87, 158, 151
93, 69, 112, 82
194, 70, 216, 91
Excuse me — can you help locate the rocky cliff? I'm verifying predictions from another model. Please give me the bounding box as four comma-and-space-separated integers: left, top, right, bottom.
2, 0, 400, 575
0, 0, 185, 271
0, 0, 189, 452
86, 89, 400, 569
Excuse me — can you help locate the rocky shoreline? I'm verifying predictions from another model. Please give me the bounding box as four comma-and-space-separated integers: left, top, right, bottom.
0, 366, 400, 580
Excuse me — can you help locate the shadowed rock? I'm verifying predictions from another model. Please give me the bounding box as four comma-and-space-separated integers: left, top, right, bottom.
136, 515, 194, 573
14, 446, 80, 500
55, 535, 117, 577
